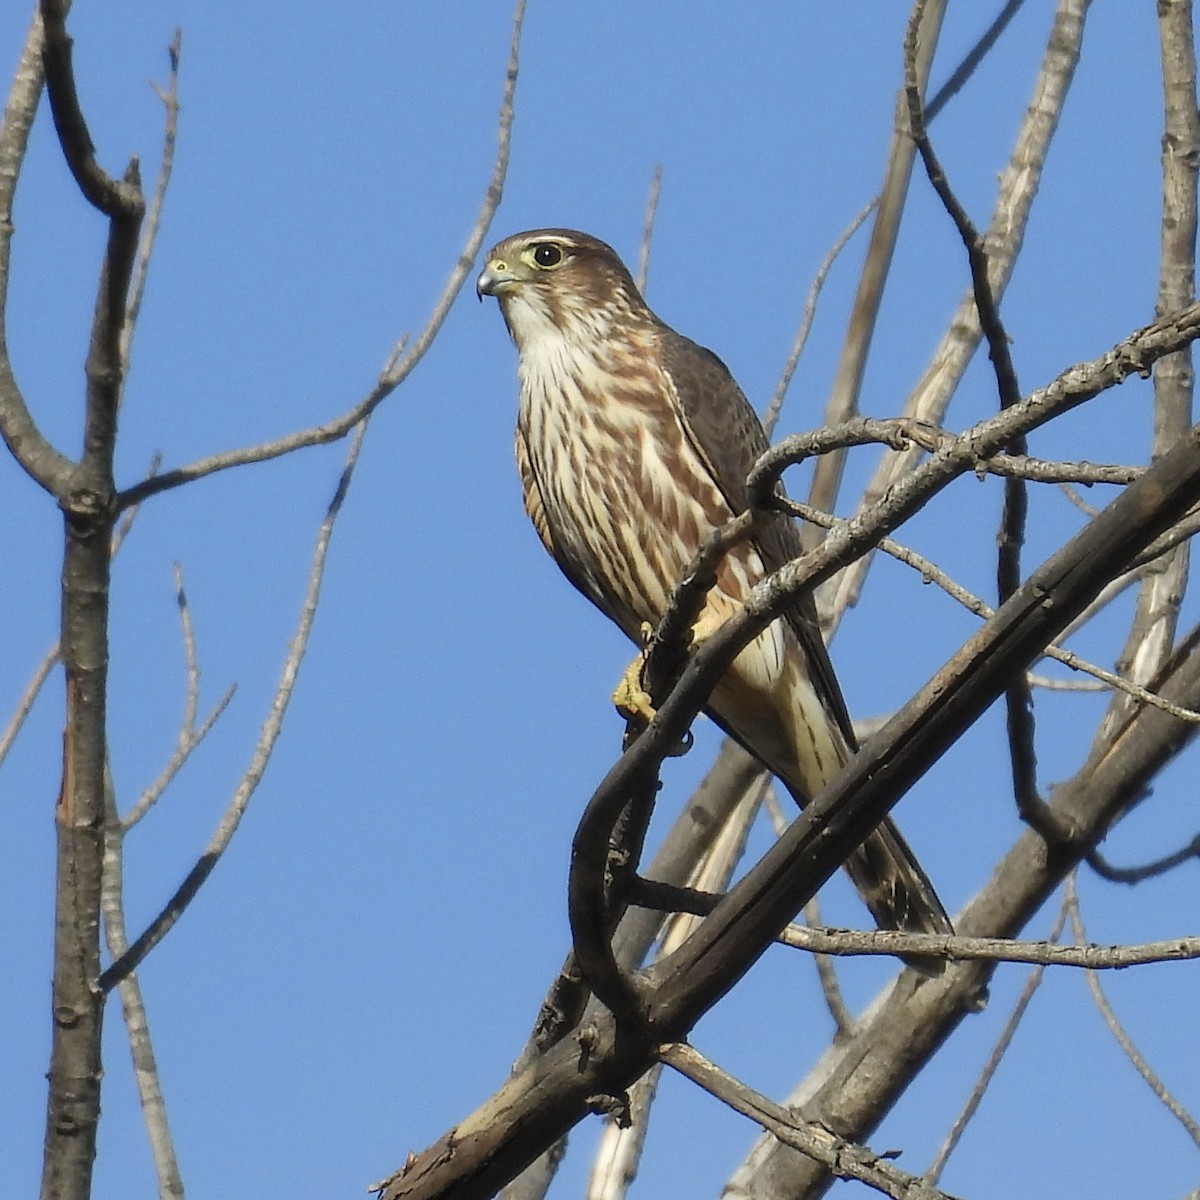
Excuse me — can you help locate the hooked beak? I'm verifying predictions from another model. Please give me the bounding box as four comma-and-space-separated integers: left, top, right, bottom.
476, 260, 517, 302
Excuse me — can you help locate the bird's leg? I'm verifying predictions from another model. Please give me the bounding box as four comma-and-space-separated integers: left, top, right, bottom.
612, 619, 714, 756
612, 622, 660, 726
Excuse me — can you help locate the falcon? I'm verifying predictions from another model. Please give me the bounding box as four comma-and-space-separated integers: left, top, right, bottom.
477, 228, 950, 941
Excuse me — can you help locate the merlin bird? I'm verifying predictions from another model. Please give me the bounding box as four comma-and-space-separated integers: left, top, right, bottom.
477, 228, 950, 941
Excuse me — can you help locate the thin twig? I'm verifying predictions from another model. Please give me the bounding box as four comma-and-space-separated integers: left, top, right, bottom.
120, 29, 181, 384
764, 200, 875, 440
101, 771, 185, 1199
1060, 480, 1101, 517
1026, 671, 1106, 693
1066, 876, 1200, 1148
923, 895, 1068, 1184
772, 414, 1140, 485
0, 642, 58, 770
122, 563, 237, 829
630, 881, 1200, 969
660, 1042, 963, 1200
117, 0, 525, 510
763, 784, 854, 1035
925, 0, 1029, 121
1087, 834, 1200, 883
825, 0, 1088, 632
635, 163, 662, 296
780, 494, 1200, 725
98, 419, 371, 991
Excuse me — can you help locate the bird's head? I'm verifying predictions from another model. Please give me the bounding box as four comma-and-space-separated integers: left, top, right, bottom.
476, 229, 648, 348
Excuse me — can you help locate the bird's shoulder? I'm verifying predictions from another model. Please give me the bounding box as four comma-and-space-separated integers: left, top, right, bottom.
655, 324, 773, 518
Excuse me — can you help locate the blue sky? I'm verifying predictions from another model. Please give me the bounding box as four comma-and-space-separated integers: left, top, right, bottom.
3, 4, 1198, 1198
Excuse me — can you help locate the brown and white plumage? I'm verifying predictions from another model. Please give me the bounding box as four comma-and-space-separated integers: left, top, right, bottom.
477, 228, 949, 940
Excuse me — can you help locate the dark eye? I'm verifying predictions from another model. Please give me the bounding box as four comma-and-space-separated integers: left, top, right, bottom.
532, 243, 563, 268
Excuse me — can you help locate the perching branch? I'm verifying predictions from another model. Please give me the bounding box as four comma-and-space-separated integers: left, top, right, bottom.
570, 307, 1200, 1023
378, 316, 1200, 1200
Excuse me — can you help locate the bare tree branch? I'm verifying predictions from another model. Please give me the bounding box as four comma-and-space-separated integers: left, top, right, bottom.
1099, 0, 1197, 742
39, 0, 143, 216
764, 200, 875, 440
923, 896, 1068, 1186
783, 493, 1200, 724
0, 638, 57, 770
0, 454, 159, 773
806, 0, 948, 529
120, 28, 182, 384
626, 879, 1200, 969
1087, 834, 1200, 882
1066, 875, 1200, 1149
37, 0, 147, 1189
925, 0, 1029, 122
660, 1042, 963, 1200
731, 618, 1200, 1198
635, 163, 662, 296
98, 418, 371, 993
122, 563, 236, 830
586, 780, 762, 1200
764, 784, 856, 1036
0, 9, 73, 494
101, 772, 185, 1200
116, 0, 525, 510
825, 0, 1090, 630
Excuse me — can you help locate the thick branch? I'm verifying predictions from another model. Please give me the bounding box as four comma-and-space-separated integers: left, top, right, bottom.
1099, 0, 1198, 741
731, 620, 1200, 1197
826, 0, 1088, 627
38, 0, 144, 216
807, 0, 947, 527
39, 4, 145, 1193
0, 10, 73, 494
377, 338, 1200, 1200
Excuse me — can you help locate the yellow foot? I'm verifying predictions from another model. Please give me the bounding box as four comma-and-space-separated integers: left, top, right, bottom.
611, 622, 692, 756
612, 622, 658, 723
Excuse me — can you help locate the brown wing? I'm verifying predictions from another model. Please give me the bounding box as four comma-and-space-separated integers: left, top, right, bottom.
657, 326, 858, 749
